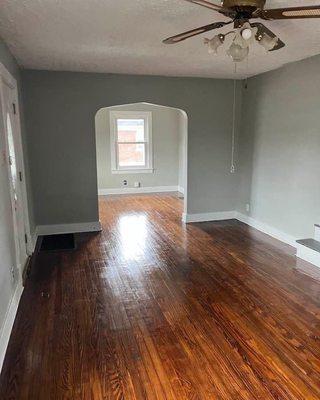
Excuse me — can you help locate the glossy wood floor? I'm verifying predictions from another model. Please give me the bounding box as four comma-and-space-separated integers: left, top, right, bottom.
1, 194, 320, 399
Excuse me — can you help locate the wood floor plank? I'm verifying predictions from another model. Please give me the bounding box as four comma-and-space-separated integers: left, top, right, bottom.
1, 193, 320, 399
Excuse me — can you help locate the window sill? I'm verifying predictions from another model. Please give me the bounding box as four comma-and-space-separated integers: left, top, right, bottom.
111, 168, 154, 175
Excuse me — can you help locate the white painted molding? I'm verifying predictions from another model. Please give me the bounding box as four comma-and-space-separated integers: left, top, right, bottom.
178, 186, 185, 195
183, 210, 320, 270
296, 243, 320, 269
183, 211, 236, 223
315, 225, 320, 242
98, 186, 179, 195
36, 221, 102, 236
235, 212, 297, 247
0, 283, 23, 373
111, 168, 154, 175
182, 210, 297, 248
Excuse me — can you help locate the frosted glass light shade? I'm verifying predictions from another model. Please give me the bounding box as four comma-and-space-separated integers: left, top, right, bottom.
258, 33, 279, 51
227, 42, 249, 62
204, 34, 225, 54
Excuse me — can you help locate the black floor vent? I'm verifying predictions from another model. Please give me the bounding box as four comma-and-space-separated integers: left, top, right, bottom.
40, 234, 76, 252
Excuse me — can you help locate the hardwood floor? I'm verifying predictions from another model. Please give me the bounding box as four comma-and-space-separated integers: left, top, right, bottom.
1, 193, 320, 399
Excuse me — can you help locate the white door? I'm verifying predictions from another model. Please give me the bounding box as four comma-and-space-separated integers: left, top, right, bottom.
0, 78, 28, 278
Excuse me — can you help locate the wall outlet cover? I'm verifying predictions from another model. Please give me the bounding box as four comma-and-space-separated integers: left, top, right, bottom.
134, 182, 141, 188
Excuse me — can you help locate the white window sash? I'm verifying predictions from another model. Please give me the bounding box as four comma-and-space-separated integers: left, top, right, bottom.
110, 111, 153, 174
116, 142, 147, 170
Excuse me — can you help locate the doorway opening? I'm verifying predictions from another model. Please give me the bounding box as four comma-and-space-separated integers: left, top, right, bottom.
95, 102, 188, 221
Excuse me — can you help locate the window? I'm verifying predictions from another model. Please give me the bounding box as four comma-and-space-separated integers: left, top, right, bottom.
110, 111, 153, 174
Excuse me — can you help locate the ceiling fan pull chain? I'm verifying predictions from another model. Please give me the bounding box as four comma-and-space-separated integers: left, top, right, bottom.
245, 52, 249, 89
230, 64, 237, 174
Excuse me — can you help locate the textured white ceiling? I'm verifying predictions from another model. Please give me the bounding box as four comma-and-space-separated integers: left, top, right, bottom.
0, 0, 320, 79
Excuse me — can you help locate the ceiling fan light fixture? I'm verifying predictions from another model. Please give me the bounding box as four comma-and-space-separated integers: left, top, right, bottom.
258, 32, 279, 51
163, 0, 312, 62
204, 34, 225, 54
234, 22, 258, 48
227, 42, 249, 62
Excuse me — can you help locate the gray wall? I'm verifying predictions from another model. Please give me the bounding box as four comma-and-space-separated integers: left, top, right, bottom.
95, 103, 184, 190
22, 70, 242, 225
237, 55, 320, 239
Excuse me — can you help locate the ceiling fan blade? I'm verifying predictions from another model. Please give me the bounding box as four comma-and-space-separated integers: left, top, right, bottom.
183, 0, 223, 11
182, 0, 235, 17
251, 22, 285, 51
163, 21, 231, 44
260, 5, 320, 20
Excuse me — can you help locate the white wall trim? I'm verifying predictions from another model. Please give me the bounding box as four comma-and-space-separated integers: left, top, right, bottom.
98, 186, 179, 195
178, 186, 185, 195
182, 210, 297, 247
183, 211, 236, 223
296, 243, 320, 268
315, 225, 320, 242
111, 168, 154, 175
180, 209, 320, 269
0, 283, 23, 373
36, 221, 102, 236
235, 212, 297, 247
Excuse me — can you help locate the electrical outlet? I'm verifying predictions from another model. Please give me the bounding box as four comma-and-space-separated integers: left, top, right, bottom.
246, 203, 250, 213
134, 182, 140, 188
123, 180, 128, 186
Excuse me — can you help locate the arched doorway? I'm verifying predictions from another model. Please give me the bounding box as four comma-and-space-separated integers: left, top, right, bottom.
95, 102, 188, 222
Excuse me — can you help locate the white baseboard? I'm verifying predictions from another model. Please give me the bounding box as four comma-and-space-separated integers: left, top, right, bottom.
183, 211, 236, 223
36, 221, 102, 236
296, 243, 320, 268
235, 212, 297, 247
178, 186, 185, 195
0, 283, 23, 373
98, 186, 179, 195
182, 210, 297, 247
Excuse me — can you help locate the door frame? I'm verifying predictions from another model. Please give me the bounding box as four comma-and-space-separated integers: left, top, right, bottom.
0, 62, 32, 269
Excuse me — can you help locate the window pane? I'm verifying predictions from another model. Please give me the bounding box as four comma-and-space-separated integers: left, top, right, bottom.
117, 119, 145, 142
118, 143, 146, 167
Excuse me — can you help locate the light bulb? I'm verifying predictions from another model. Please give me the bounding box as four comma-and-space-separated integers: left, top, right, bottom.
241, 28, 252, 40
258, 33, 279, 51
227, 42, 249, 62
234, 23, 258, 49
204, 34, 225, 54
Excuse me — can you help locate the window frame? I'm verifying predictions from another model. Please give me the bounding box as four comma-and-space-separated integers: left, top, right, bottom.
110, 111, 153, 174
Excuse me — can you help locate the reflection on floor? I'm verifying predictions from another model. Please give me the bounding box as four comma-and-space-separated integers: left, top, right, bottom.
1, 193, 320, 399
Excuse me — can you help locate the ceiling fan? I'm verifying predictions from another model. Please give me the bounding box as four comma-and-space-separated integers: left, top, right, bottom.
163, 1, 320, 61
